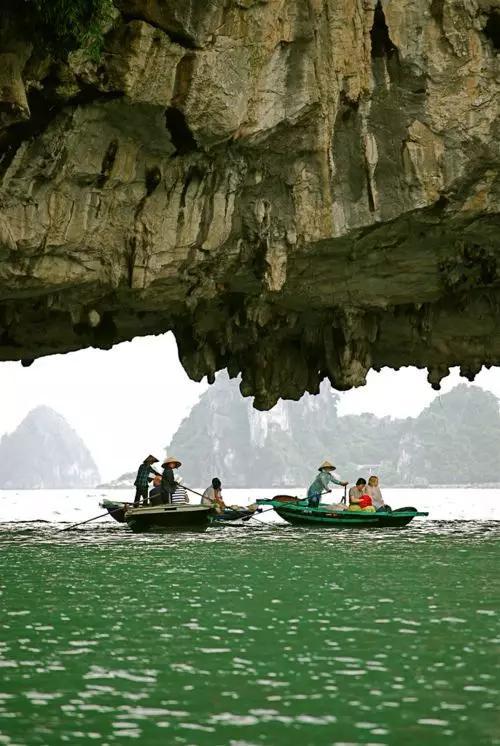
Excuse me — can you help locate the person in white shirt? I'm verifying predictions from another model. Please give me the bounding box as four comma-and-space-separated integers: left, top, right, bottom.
366, 475, 391, 512
202, 477, 225, 513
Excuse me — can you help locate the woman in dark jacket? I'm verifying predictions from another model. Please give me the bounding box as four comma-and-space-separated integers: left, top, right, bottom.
160, 456, 181, 504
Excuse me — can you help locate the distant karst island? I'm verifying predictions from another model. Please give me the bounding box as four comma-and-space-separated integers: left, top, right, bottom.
0, 406, 100, 489
98, 376, 500, 489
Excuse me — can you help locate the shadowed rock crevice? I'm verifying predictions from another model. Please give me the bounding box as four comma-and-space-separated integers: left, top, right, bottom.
165, 106, 198, 154
483, 11, 500, 51
96, 139, 119, 188
370, 2, 398, 59
145, 165, 161, 195
430, 0, 444, 25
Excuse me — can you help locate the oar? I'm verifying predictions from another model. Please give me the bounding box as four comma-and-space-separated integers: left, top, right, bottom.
244, 512, 282, 528
242, 489, 331, 522
242, 489, 333, 527
183, 484, 206, 500
58, 504, 129, 532
241, 508, 273, 521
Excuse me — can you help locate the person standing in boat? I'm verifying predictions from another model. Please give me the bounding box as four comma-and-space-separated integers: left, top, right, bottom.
307, 461, 348, 507
160, 456, 181, 504
133, 454, 160, 507
366, 475, 391, 512
202, 477, 225, 514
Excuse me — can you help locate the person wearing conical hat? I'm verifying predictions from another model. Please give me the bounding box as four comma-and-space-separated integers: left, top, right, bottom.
307, 460, 348, 508
133, 455, 160, 507
160, 456, 182, 505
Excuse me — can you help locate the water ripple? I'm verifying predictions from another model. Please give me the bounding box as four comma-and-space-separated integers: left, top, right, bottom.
0, 508, 498, 745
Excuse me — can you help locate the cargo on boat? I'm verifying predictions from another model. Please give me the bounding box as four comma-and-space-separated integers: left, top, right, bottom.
211, 507, 262, 523
257, 496, 428, 528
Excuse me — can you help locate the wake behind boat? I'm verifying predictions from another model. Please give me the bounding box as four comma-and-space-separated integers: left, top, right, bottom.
257, 496, 428, 528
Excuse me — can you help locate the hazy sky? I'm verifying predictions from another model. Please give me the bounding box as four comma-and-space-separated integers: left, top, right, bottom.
1, 331, 500, 480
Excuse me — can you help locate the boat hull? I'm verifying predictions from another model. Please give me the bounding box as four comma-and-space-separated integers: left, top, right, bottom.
125, 504, 211, 532
257, 498, 428, 528
275, 507, 420, 528
100, 499, 129, 523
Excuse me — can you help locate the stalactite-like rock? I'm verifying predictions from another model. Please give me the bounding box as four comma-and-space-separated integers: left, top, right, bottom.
1, 1, 500, 408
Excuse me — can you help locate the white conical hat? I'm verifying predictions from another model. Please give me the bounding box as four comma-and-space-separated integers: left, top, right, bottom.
162, 456, 182, 468
319, 460, 336, 470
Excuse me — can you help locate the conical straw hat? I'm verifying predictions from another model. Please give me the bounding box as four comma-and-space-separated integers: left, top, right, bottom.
162, 456, 182, 468
319, 460, 336, 471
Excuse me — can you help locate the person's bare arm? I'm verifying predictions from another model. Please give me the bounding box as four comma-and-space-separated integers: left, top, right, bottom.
349, 489, 361, 504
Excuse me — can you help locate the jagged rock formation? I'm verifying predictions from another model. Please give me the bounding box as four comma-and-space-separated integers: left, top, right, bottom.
166, 374, 500, 487
97, 470, 135, 489
1, 1, 500, 408
0, 405, 100, 488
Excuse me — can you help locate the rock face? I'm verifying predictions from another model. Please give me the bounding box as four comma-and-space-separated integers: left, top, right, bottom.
167, 374, 500, 487
1, 1, 500, 408
0, 406, 100, 488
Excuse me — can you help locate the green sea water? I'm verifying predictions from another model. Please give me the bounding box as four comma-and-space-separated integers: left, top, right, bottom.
1, 521, 499, 745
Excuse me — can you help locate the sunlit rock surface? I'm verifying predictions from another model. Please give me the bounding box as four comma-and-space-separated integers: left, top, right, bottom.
1, 1, 500, 407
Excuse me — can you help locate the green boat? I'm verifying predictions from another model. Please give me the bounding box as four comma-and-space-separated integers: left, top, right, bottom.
257, 496, 428, 528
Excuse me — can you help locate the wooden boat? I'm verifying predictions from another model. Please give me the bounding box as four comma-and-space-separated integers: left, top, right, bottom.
257, 496, 428, 528
124, 503, 211, 531
100, 498, 130, 523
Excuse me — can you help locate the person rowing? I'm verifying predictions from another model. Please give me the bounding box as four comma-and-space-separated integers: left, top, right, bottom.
307, 461, 348, 508
160, 456, 182, 504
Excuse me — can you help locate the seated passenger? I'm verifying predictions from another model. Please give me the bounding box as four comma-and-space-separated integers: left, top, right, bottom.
149, 475, 162, 505
171, 482, 189, 504
366, 475, 391, 512
348, 478, 367, 505
348, 477, 376, 512
307, 461, 348, 508
202, 477, 226, 513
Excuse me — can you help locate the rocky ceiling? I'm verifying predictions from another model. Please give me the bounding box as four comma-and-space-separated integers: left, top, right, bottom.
0, 0, 499, 407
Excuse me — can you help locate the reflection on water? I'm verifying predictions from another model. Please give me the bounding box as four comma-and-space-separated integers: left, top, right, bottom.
0, 499, 499, 745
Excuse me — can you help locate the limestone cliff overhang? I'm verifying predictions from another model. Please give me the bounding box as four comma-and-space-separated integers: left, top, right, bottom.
1, 0, 500, 408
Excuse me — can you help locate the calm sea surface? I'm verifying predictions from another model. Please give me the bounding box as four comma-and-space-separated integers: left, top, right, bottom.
0, 489, 499, 745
